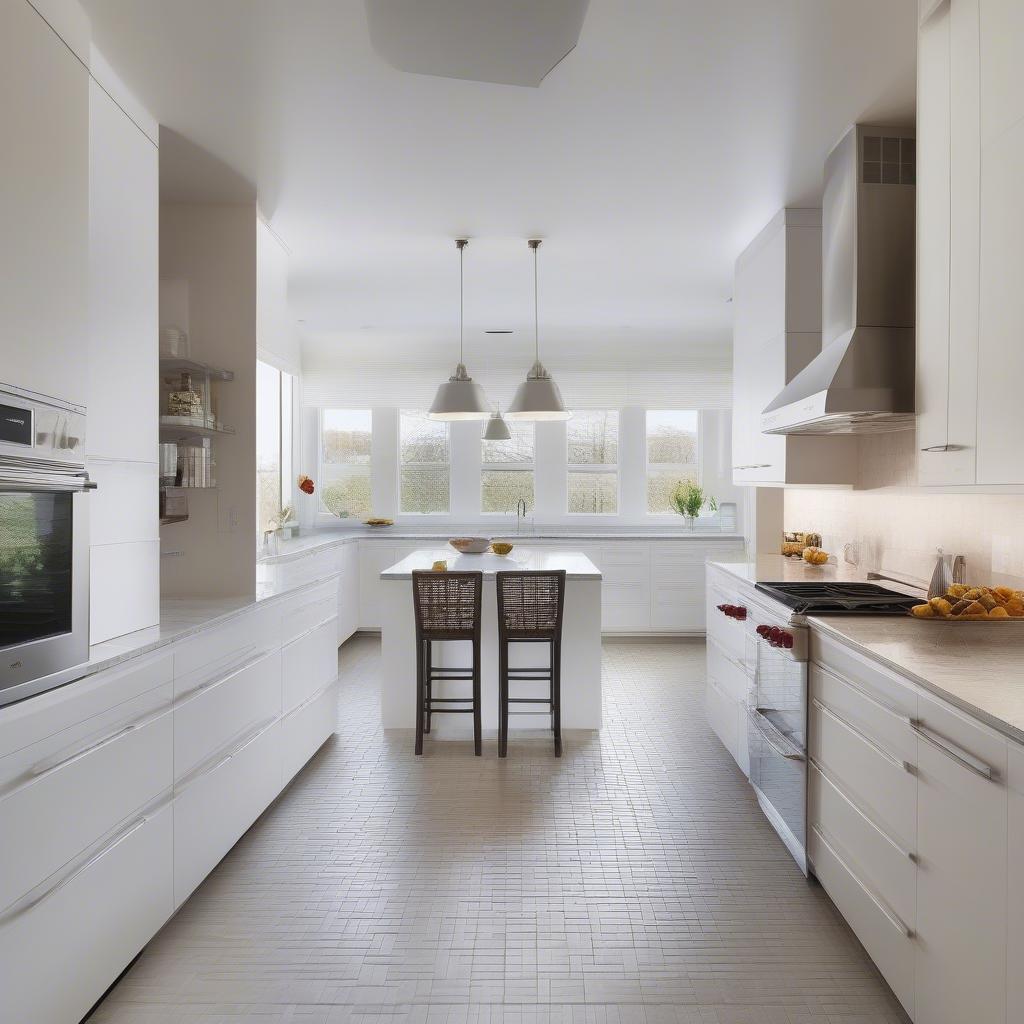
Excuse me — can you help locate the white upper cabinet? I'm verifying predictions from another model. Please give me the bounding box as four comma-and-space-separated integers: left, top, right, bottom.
0, 0, 89, 406
917, 0, 1024, 486
731, 210, 857, 486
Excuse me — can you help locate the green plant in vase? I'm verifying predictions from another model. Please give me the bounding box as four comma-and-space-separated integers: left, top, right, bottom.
670, 479, 718, 530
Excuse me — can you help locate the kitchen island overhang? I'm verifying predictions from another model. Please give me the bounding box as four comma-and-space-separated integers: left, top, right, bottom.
379, 548, 602, 731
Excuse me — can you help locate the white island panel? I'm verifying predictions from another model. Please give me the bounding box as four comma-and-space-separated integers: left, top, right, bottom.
380, 549, 602, 732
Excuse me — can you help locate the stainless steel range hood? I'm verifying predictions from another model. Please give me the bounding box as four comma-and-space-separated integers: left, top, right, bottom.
762, 125, 916, 435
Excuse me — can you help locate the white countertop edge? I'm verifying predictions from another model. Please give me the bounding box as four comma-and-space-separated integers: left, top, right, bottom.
85, 568, 344, 677
260, 529, 745, 565
380, 547, 602, 580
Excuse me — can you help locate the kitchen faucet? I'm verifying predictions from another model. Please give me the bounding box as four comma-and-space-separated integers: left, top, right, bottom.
515, 498, 528, 535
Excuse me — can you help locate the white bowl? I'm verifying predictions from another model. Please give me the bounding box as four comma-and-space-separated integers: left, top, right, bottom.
448, 537, 490, 554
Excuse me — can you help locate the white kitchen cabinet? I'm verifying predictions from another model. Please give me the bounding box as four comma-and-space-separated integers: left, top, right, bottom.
0, 798, 173, 1024
1007, 742, 1024, 1020
731, 209, 857, 487
282, 678, 339, 784
337, 542, 359, 643
359, 543, 400, 628
0, 0, 89, 406
914, 694, 1007, 1024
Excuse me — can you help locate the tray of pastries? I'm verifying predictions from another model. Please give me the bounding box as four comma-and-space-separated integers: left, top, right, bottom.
911, 584, 1024, 620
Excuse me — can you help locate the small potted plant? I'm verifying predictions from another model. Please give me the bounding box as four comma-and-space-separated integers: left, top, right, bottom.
670, 479, 718, 531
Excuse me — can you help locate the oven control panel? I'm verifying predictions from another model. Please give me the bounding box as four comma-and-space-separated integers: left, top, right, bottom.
0, 385, 86, 465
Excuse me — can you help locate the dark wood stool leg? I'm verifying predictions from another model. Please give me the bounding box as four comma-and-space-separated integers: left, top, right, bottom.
498, 639, 508, 758
415, 637, 426, 755
552, 638, 562, 757
424, 640, 432, 734
472, 636, 482, 756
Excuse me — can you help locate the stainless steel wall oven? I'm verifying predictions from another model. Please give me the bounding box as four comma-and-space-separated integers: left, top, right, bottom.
0, 384, 93, 706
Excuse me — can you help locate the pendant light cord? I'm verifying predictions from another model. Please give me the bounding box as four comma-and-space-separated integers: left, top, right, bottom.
529, 238, 542, 366
459, 240, 465, 365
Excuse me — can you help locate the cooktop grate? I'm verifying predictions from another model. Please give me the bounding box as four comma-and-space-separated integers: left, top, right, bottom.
754, 581, 921, 615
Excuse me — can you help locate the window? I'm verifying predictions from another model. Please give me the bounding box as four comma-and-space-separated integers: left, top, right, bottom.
321, 409, 372, 519
567, 410, 618, 513
256, 360, 294, 534
399, 410, 449, 514
646, 410, 699, 513
481, 421, 534, 514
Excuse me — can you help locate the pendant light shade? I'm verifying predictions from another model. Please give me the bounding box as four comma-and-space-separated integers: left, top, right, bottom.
505, 239, 570, 421
428, 239, 490, 421
483, 408, 512, 440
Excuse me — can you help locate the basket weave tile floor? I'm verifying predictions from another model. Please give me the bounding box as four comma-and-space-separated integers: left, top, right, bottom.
90, 636, 907, 1024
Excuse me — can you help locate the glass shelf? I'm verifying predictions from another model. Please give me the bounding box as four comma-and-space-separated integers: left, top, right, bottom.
159, 417, 236, 440
158, 356, 234, 382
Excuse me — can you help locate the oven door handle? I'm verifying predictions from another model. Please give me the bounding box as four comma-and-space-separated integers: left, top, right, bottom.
748, 708, 805, 761
0, 470, 96, 492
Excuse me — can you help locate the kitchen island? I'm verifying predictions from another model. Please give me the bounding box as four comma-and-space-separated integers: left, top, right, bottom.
379, 548, 602, 731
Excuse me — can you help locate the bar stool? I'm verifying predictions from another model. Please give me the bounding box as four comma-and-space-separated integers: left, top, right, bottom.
411, 570, 483, 756
495, 570, 567, 758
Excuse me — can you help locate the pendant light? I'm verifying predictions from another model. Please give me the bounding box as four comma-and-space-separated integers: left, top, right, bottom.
505, 238, 570, 421
428, 238, 491, 420
483, 407, 512, 440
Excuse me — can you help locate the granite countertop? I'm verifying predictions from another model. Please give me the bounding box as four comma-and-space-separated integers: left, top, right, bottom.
380, 547, 601, 580
260, 527, 744, 565
709, 557, 1024, 746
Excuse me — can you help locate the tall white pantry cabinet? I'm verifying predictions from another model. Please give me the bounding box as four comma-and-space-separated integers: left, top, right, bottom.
916, 0, 1024, 486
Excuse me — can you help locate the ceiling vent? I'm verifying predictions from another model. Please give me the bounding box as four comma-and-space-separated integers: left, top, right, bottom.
364, 0, 590, 87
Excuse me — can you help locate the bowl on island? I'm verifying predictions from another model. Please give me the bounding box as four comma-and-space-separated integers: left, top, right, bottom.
448, 537, 490, 554
490, 541, 514, 556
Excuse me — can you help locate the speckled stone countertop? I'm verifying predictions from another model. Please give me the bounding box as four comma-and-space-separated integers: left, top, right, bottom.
259, 527, 745, 565
710, 558, 1024, 746
85, 565, 342, 676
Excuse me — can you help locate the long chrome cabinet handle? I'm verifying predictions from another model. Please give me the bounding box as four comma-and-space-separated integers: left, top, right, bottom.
812, 698, 914, 774
814, 663, 914, 727
732, 463, 771, 470
281, 677, 340, 721
174, 648, 270, 705
812, 824, 915, 939
911, 721, 994, 781
748, 708, 805, 761
0, 789, 173, 925
809, 759, 917, 863
173, 716, 277, 796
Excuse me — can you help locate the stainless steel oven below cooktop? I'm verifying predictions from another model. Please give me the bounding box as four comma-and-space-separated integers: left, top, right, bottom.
754, 581, 920, 616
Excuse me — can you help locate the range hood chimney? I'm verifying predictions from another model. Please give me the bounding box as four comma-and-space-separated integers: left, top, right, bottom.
761, 125, 916, 435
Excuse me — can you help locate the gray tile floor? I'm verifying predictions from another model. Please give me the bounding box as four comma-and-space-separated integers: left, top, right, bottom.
91, 637, 908, 1024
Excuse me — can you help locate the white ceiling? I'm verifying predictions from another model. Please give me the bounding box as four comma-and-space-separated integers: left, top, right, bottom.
82, 0, 917, 370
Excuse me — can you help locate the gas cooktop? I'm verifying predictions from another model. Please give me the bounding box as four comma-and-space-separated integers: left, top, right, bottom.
754, 581, 921, 616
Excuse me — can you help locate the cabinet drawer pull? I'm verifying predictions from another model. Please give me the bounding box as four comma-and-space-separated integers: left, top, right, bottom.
920, 444, 966, 453
732, 463, 771, 470
282, 677, 339, 721
814, 663, 914, 726
810, 759, 917, 863
812, 824, 915, 939
748, 708, 805, 761
812, 699, 914, 774
0, 786, 169, 925
174, 716, 277, 795
911, 720, 994, 781
174, 648, 269, 706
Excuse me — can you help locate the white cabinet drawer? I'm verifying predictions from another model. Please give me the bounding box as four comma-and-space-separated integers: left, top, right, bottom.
706, 581, 746, 662
279, 580, 338, 646
600, 543, 649, 568
808, 761, 916, 929
809, 823, 915, 1017
282, 679, 338, 785
810, 662, 917, 768
706, 677, 739, 762
173, 718, 281, 908
0, 673, 173, 913
173, 610, 262, 697
809, 631, 918, 720
0, 798, 173, 1024
602, 581, 651, 630
173, 650, 282, 783
282, 618, 339, 713
707, 637, 748, 703
915, 690, 1007, 781
809, 696, 917, 851
650, 585, 704, 630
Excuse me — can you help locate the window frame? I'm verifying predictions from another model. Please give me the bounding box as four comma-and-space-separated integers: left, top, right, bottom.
644, 409, 703, 518
256, 360, 296, 536
566, 409, 620, 516
480, 420, 536, 517
398, 409, 451, 516
318, 408, 374, 521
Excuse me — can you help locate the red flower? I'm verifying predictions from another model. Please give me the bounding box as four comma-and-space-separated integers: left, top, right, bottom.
298, 474, 315, 495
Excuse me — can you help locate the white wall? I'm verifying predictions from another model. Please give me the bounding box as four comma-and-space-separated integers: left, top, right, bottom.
87, 75, 160, 642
